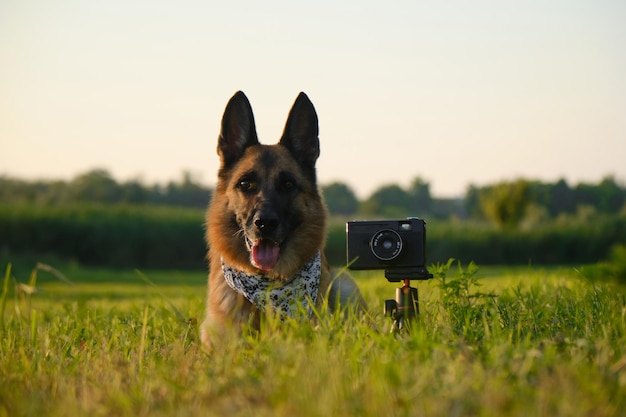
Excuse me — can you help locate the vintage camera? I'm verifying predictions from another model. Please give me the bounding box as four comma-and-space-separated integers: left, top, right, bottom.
346, 217, 432, 281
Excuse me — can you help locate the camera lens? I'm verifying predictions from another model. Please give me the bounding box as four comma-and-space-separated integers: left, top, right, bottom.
370, 229, 402, 261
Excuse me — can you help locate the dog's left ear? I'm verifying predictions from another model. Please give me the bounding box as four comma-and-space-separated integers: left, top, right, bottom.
279, 92, 320, 181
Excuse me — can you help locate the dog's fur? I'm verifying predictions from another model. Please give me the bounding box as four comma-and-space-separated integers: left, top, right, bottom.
200, 91, 364, 346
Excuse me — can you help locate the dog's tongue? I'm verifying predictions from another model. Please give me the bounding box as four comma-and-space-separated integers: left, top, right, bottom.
252, 240, 280, 271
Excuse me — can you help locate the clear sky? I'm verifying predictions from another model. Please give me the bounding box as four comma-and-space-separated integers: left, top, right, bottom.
1, 0, 625, 198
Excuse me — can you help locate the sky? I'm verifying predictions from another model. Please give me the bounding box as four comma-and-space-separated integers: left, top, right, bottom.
1, 0, 625, 198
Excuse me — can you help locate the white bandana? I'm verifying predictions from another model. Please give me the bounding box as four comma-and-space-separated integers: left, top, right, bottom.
222, 251, 321, 320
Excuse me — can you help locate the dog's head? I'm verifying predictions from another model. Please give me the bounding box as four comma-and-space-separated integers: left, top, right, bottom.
208, 91, 326, 279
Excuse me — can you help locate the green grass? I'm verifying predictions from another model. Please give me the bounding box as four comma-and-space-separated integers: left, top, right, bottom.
1, 261, 625, 417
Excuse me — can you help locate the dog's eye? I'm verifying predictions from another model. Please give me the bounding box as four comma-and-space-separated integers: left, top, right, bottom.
278, 176, 298, 193
238, 178, 257, 192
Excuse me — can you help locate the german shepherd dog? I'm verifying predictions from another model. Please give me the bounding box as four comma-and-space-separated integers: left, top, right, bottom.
201, 91, 365, 346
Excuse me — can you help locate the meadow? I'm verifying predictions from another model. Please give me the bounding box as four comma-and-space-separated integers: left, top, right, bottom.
1, 260, 625, 417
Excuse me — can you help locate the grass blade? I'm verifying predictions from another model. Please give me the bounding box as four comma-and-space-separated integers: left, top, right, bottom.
138, 306, 149, 369
1, 263, 11, 330
36, 262, 74, 285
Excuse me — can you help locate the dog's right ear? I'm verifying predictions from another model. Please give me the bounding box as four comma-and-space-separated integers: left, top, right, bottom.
218, 91, 260, 169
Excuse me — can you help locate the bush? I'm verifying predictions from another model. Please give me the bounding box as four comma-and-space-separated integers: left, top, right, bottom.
327, 216, 626, 267
586, 243, 626, 284
2, 204, 625, 270
0, 204, 206, 269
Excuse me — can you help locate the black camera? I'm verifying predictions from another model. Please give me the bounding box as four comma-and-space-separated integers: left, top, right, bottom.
346, 217, 432, 281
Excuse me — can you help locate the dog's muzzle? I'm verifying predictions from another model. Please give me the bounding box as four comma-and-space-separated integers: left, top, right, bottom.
245, 206, 282, 271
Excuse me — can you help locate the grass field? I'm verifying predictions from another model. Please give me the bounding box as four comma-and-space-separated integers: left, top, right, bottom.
1, 260, 625, 417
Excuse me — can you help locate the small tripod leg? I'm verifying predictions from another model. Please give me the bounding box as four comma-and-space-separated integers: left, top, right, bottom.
384, 279, 419, 333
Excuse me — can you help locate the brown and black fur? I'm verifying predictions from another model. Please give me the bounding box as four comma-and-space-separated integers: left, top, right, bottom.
201, 91, 365, 347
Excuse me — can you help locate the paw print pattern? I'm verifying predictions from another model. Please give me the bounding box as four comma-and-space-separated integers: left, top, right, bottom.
222, 252, 321, 320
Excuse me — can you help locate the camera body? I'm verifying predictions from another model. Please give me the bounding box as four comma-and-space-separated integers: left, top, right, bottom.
346, 217, 432, 281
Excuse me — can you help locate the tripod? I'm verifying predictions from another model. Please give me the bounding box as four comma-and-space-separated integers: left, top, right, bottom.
383, 267, 432, 333
384, 279, 419, 332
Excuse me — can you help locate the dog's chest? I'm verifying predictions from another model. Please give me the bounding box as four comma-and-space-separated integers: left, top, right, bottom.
221, 252, 321, 319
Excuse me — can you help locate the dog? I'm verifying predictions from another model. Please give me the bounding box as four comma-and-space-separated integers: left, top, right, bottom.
200, 91, 365, 347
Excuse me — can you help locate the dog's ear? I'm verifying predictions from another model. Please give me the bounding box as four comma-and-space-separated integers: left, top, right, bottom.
218, 91, 260, 169
279, 92, 320, 181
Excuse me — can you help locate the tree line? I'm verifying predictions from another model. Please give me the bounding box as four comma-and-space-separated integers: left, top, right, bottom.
3, 202, 624, 269
2, 169, 625, 269
0, 169, 211, 208
326, 176, 626, 228
2, 169, 625, 228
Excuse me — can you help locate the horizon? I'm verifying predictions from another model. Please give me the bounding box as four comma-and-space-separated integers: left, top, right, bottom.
2, 1, 625, 199
2, 166, 623, 201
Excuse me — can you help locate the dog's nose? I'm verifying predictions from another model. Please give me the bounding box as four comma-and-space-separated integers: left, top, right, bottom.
254, 209, 278, 233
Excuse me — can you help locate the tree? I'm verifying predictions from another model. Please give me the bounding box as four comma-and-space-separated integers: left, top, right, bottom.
120, 179, 148, 204
478, 179, 530, 229
464, 185, 482, 219
548, 179, 576, 216
70, 169, 121, 203
322, 182, 359, 216
162, 171, 211, 207
597, 176, 625, 213
407, 177, 432, 214
361, 184, 410, 217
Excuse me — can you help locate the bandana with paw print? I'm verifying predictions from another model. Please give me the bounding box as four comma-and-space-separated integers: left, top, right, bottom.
221, 251, 321, 320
